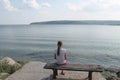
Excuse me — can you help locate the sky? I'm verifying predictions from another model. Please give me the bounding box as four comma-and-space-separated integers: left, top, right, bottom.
1, 0, 120, 24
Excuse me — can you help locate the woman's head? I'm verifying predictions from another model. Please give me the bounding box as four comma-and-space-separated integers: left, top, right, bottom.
57, 41, 62, 48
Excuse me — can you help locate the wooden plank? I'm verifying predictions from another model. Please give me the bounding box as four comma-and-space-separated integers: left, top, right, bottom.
44, 63, 103, 72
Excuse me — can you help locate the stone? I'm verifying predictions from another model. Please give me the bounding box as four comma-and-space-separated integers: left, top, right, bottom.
0, 73, 9, 79
1, 57, 16, 66
117, 72, 120, 78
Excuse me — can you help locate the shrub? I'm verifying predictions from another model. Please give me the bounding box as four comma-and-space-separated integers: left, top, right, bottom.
0, 61, 22, 74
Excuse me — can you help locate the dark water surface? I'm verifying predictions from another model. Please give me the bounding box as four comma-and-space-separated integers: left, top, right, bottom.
0, 25, 120, 68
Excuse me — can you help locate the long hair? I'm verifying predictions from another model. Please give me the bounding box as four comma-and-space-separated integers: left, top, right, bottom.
57, 41, 62, 56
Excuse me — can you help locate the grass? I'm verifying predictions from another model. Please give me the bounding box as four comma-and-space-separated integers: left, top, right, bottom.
102, 69, 118, 79
0, 61, 26, 74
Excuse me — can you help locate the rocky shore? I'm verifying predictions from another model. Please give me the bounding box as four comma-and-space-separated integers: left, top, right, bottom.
0, 57, 25, 80
0, 57, 120, 80
6, 61, 106, 80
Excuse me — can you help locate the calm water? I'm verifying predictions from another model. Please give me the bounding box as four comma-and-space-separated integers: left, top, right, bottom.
0, 25, 120, 68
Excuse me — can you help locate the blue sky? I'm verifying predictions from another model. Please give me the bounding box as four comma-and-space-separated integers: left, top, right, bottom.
0, 0, 120, 24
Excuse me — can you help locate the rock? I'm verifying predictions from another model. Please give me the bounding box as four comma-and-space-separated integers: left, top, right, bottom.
117, 72, 120, 78
0, 57, 22, 72
1, 57, 16, 66
0, 73, 9, 79
5, 78, 8, 80
13, 63, 22, 70
106, 77, 116, 80
116, 78, 120, 80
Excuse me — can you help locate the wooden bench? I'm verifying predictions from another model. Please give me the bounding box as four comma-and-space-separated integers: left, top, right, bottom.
44, 63, 103, 80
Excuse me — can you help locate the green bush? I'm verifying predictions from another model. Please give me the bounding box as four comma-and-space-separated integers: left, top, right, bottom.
102, 69, 118, 79
0, 61, 23, 74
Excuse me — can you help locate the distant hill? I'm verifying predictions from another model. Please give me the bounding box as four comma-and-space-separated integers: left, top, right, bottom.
30, 20, 120, 25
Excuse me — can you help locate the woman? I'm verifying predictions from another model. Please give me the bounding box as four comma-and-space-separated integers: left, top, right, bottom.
54, 41, 67, 75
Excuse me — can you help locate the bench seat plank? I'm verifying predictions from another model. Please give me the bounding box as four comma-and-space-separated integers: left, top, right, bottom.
44, 63, 103, 80
44, 63, 103, 72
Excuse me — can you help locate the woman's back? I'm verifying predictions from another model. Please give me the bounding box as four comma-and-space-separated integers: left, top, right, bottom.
55, 48, 66, 64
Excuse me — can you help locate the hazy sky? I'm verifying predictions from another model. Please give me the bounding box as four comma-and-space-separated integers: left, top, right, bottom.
1, 0, 120, 24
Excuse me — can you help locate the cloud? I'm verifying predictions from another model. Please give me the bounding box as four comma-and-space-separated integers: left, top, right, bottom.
66, 0, 120, 12
23, 0, 51, 9
41, 3, 51, 8
66, 2, 89, 11
66, 3, 78, 11
2, 0, 17, 11
23, 0, 40, 9
90, 0, 117, 9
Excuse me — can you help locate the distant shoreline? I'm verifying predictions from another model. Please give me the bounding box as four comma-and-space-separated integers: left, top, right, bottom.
30, 20, 120, 25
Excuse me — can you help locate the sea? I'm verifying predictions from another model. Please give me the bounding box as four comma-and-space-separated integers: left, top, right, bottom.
0, 24, 120, 68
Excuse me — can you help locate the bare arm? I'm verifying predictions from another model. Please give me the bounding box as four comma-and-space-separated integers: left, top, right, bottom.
54, 53, 56, 59
64, 53, 67, 60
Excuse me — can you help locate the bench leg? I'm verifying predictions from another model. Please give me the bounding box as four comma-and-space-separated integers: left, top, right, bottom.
88, 71, 92, 80
53, 69, 58, 79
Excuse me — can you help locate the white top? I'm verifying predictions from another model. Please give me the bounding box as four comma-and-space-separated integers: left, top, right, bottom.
54, 48, 66, 64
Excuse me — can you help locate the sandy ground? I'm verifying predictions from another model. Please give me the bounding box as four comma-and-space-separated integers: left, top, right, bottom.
6, 61, 106, 80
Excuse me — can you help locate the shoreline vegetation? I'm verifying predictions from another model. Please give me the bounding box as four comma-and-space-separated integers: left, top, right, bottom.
0, 57, 120, 80
30, 20, 120, 25
0, 57, 26, 80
